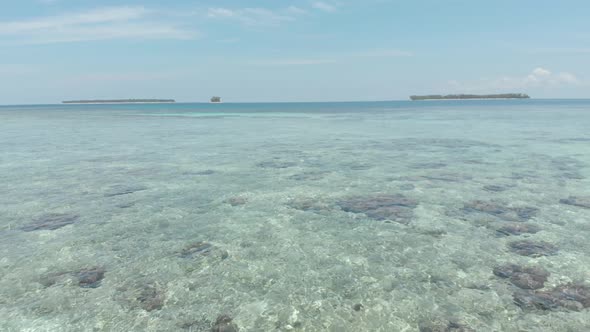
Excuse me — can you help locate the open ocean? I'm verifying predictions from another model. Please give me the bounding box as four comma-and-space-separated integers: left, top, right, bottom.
1, 99, 590, 331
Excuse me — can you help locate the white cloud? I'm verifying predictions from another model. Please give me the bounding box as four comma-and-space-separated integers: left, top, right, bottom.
207, 7, 301, 26
531, 67, 551, 77
286, 6, 308, 15
311, 1, 337, 12
447, 67, 580, 93
0, 6, 196, 44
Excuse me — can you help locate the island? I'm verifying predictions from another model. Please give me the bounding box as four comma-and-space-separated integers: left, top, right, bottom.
410, 93, 530, 101
62, 99, 175, 104
210, 96, 222, 103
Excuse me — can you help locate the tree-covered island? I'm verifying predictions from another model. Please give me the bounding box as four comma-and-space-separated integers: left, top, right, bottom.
410, 93, 530, 101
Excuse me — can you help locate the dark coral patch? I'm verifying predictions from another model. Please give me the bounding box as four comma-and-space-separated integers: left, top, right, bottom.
226, 197, 247, 206
257, 160, 297, 169
463, 200, 538, 222
410, 162, 447, 169
419, 319, 475, 332
514, 283, 590, 312
22, 213, 79, 231
137, 283, 166, 312
493, 264, 549, 290
338, 194, 418, 224
211, 315, 239, 332
508, 240, 558, 257
40, 266, 105, 288
76, 267, 106, 288
496, 223, 541, 236
483, 185, 509, 192
104, 184, 147, 197
180, 242, 214, 258
288, 171, 328, 181
560, 196, 590, 209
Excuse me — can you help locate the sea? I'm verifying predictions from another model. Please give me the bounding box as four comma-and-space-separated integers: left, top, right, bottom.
1, 99, 589, 331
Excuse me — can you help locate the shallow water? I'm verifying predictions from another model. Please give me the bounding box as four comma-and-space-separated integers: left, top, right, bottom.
1, 100, 590, 331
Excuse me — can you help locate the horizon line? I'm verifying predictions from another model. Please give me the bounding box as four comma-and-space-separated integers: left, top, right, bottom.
3, 97, 590, 107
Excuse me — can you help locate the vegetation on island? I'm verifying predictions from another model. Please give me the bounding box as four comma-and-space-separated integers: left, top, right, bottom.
62, 99, 175, 104
410, 93, 530, 101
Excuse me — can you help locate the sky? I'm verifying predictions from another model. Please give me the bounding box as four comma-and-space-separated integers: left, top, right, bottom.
0, 0, 589, 104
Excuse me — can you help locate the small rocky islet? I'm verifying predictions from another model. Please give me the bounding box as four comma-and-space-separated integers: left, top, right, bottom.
493, 264, 549, 290
21, 213, 79, 231
337, 194, 418, 224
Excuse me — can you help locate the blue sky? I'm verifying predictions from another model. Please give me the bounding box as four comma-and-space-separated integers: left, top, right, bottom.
0, 0, 589, 104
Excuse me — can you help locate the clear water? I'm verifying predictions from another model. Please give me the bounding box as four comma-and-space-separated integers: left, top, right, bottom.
1, 100, 589, 331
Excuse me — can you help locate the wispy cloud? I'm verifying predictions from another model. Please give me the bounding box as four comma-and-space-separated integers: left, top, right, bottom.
531, 47, 590, 55
311, 1, 337, 12
448, 67, 581, 92
352, 49, 414, 57
207, 7, 301, 26
249, 49, 413, 66
250, 58, 337, 66
0, 6, 196, 44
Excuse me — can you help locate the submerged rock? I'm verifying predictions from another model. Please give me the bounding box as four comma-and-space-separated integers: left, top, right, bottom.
288, 197, 331, 212
257, 160, 297, 169
514, 283, 590, 312
483, 185, 509, 192
180, 242, 214, 258
462, 200, 538, 222
410, 162, 447, 169
137, 283, 166, 312
352, 303, 363, 311
226, 197, 247, 206
562, 172, 585, 180
211, 315, 239, 332
418, 319, 475, 332
508, 240, 558, 257
421, 173, 472, 183
560, 196, 590, 209
288, 171, 328, 181
195, 170, 215, 175
76, 267, 106, 288
496, 223, 541, 236
116, 202, 136, 209
344, 163, 373, 170
104, 184, 147, 197
21, 213, 79, 231
493, 264, 549, 290
40, 266, 105, 288
338, 194, 418, 224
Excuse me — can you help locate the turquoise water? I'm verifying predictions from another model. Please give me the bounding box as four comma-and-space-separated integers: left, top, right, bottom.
1, 100, 590, 331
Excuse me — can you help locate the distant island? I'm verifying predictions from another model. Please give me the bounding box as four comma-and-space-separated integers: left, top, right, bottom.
62, 99, 175, 104
410, 93, 530, 101
210, 96, 222, 103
